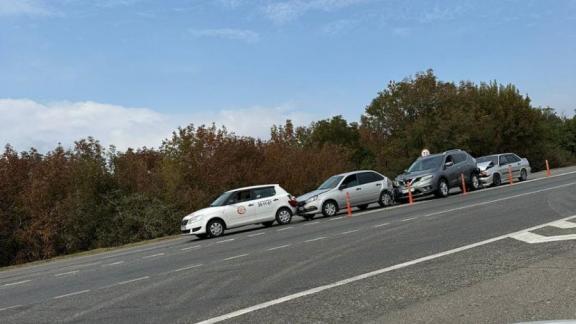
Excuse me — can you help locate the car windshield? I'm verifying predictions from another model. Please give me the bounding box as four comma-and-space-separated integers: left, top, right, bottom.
210, 191, 234, 207
477, 155, 498, 164
317, 176, 344, 190
407, 155, 443, 172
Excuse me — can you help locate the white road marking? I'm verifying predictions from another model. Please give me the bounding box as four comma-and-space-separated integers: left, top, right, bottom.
401, 217, 416, 222
373, 223, 389, 228
173, 264, 203, 272
302, 221, 320, 226
103, 261, 124, 266
181, 245, 202, 251
195, 214, 576, 324
223, 254, 249, 261
216, 239, 235, 244
0, 305, 23, 312
549, 220, 576, 229
421, 182, 576, 219
277, 227, 293, 232
55, 270, 79, 277
53, 289, 90, 299
340, 229, 359, 235
510, 231, 576, 244
247, 232, 265, 237
328, 216, 343, 221
266, 244, 291, 251
304, 237, 327, 243
1, 280, 31, 287
100, 276, 150, 289
142, 253, 165, 259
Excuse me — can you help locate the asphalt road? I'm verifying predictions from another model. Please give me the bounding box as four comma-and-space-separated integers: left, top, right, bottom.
2, 167, 576, 323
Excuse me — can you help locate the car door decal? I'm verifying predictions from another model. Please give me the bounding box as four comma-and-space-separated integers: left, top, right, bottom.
257, 199, 273, 208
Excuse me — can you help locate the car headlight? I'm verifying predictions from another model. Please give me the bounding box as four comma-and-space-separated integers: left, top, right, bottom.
419, 175, 433, 183
306, 195, 318, 204
393, 180, 400, 187
186, 214, 204, 223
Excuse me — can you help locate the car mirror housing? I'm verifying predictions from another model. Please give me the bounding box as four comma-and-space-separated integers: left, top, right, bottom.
444, 161, 454, 169
338, 184, 346, 190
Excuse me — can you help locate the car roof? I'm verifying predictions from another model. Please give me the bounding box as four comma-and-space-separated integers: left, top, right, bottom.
229, 184, 279, 192
333, 170, 382, 177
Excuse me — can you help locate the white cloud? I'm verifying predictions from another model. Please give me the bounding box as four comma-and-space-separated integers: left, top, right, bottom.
0, 99, 316, 152
0, 0, 52, 17
321, 19, 358, 36
262, 0, 369, 24
188, 28, 260, 43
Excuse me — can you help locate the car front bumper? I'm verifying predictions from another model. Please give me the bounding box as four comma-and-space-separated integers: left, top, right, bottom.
396, 182, 435, 198
479, 173, 494, 185
296, 200, 321, 215
180, 219, 205, 235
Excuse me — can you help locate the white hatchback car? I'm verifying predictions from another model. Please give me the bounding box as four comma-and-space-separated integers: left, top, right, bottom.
181, 184, 297, 239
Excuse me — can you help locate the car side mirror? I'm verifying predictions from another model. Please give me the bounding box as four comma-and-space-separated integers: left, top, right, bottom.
444, 161, 454, 169
338, 184, 347, 190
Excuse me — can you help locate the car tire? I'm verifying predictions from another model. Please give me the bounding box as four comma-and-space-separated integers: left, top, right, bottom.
358, 204, 369, 210
275, 207, 292, 225
322, 200, 338, 217
206, 219, 225, 238
262, 221, 274, 227
519, 169, 528, 181
378, 191, 394, 207
470, 173, 480, 191
493, 173, 501, 186
435, 178, 449, 198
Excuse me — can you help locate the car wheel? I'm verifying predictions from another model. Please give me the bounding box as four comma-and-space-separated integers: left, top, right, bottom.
378, 191, 394, 207
358, 204, 369, 210
206, 219, 225, 238
262, 221, 274, 227
275, 207, 292, 225
435, 178, 449, 198
519, 169, 528, 181
322, 200, 338, 217
493, 173, 501, 186
470, 173, 480, 191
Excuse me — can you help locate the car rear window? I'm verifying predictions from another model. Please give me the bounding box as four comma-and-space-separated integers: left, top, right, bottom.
252, 187, 276, 199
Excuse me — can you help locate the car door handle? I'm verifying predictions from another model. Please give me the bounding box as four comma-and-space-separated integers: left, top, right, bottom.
248, 204, 254, 207
273, 198, 279, 201
376, 183, 382, 186
356, 188, 362, 191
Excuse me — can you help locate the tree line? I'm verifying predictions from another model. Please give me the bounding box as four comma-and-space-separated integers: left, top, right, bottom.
1, 70, 575, 267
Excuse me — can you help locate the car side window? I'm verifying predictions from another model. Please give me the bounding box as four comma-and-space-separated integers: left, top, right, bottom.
445, 155, 454, 165
507, 154, 520, 163
227, 190, 252, 204
499, 155, 508, 166
358, 172, 382, 184
453, 153, 466, 164
341, 174, 359, 188
252, 187, 276, 199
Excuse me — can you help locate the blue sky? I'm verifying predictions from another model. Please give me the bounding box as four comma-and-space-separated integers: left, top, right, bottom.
1, 0, 575, 151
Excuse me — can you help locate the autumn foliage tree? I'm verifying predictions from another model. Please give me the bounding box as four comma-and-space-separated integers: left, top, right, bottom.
1, 71, 574, 267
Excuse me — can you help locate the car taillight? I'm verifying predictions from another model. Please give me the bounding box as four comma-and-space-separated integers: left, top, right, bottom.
288, 195, 298, 207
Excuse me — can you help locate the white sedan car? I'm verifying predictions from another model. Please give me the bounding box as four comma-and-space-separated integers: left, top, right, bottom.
181, 184, 297, 239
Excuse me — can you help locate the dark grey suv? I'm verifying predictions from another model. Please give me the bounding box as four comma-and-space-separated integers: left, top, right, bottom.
394, 149, 480, 200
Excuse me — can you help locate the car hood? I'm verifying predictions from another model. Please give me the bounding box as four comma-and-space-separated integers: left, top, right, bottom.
396, 170, 435, 182
477, 161, 493, 171
297, 189, 331, 202
183, 206, 224, 220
